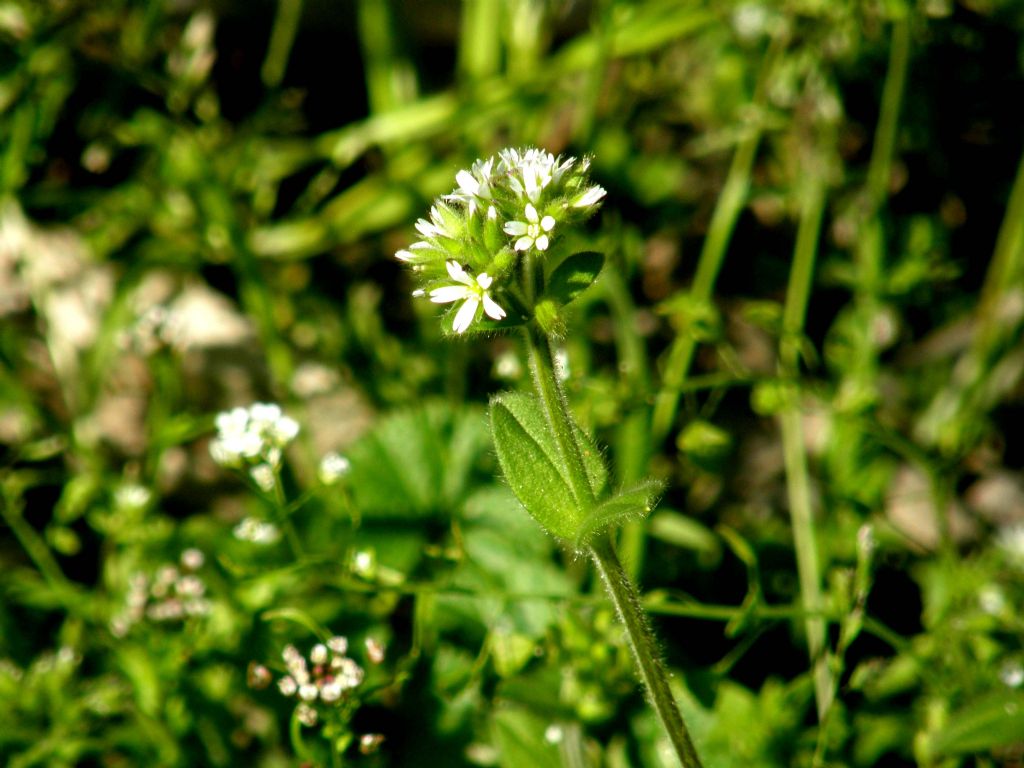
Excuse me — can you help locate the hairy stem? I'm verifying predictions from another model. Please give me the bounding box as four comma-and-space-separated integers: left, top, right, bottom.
524, 317, 703, 767
589, 532, 704, 768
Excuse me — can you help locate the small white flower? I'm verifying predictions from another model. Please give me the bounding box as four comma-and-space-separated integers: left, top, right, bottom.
446, 158, 494, 215
295, 702, 318, 726
327, 636, 349, 654
429, 261, 506, 333
278, 675, 298, 696
414, 205, 458, 239
310, 643, 328, 665
320, 680, 343, 702
180, 548, 204, 570
504, 204, 556, 252
250, 463, 276, 492
318, 452, 351, 485
233, 516, 281, 544
365, 637, 386, 664
298, 683, 319, 702
571, 185, 606, 209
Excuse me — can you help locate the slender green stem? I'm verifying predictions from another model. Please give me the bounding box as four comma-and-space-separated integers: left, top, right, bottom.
261, 0, 304, 88
523, 325, 594, 509
356, 0, 418, 115
779, 146, 830, 720
1, 477, 79, 599
589, 533, 704, 768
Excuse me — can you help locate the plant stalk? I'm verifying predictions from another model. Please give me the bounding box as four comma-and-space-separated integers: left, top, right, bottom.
589, 532, 704, 768
524, 320, 703, 767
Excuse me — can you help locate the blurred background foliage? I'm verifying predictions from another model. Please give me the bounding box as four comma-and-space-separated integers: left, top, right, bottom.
2, 0, 1024, 765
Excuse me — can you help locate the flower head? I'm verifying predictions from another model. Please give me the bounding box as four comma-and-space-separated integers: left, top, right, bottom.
504, 204, 556, 252
429, 261, 506, 333
209, 402, 299, 469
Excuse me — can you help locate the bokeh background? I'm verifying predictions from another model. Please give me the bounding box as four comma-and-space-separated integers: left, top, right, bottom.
2, 0, 1024, 766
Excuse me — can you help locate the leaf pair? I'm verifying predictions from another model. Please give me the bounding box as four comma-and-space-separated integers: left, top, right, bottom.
490, 391, 663, 547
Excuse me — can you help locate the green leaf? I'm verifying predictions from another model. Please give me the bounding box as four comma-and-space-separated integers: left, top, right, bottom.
491, 706, 562, 768
489, 392, 582, 539
346, 401, 490, 518
929, 691, 1024, 755
574, 479, 664, 547
545, 251, 604, 307
648, 509, 722, 561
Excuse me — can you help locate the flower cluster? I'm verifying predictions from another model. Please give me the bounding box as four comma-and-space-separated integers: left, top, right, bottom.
396, 147, 606, 334
264, 636, 386, 727
209, 403, 299, 489
110, 549, 209, 637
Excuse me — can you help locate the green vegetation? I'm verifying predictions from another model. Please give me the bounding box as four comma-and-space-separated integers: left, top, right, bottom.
2, 1, 1024, 766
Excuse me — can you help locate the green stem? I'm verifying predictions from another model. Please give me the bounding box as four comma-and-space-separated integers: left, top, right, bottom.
524, 325, 594, 509
589, 533, 704, 768
261, 0, 304, 88
0, 477, 80, 602
524, 318, 702, 767
779, 149, 830, 720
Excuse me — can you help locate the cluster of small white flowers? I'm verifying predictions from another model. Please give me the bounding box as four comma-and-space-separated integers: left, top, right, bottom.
209, 403, 300, 489
233, 516, 281, 544
395, 147, 607, 336
275, 637, 366, 727
110, 549, 209, 637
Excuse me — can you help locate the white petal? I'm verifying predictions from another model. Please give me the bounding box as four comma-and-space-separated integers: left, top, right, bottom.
514, 236, 534, 251
452, 297, 479, 333
445, 261, 474, 286
455, 170, 479, 195
482, 294, 506, 320
540, 215, 555, 232
395, 249, 415, 262
430, 286, 472, 303
573, 185, 606, 208
415, 219, 438, 238
504, 221, 528, 236
535, 235, 549, 251
525, 204, 539, 223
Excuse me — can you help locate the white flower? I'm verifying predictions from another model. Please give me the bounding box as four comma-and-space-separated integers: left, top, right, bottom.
310, 643, 328, 665
250, 463, 276, 492
233, 516, 281, 544
180, 548, 204, 570
428, 261, 506, 333
210, 402, 300, 467
414, 204, 459, 240
318, 452, 351, 485
278, 676, 297, 696
295, 702, 318, 726
571, 185, 607, 209
498, 148, 575, 203
446, 158, 494, 215
504, 204, 556, 252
